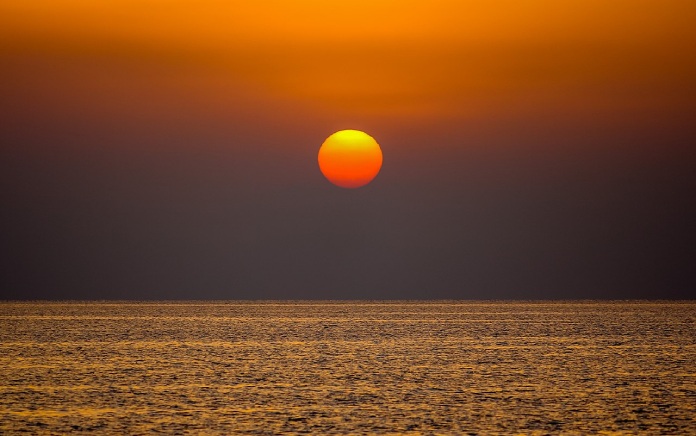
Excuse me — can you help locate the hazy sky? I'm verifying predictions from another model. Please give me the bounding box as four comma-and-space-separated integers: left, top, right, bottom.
1, 1, 695, 299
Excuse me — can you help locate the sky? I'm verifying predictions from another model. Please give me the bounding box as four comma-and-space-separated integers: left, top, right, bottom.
1, 0, 695, 299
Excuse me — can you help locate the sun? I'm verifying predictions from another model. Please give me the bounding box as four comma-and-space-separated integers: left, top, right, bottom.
318, 130, 383, 188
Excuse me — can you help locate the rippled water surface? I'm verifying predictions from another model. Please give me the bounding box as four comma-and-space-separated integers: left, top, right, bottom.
1, 301, 695, 434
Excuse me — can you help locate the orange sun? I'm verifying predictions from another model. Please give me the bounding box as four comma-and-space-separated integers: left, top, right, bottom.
318, 130, 383, 188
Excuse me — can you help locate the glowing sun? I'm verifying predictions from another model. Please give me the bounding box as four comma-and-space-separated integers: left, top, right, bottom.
318, 130, 383, 188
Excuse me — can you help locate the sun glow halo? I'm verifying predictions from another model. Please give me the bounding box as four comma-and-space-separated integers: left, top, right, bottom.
318, 130, 383, 188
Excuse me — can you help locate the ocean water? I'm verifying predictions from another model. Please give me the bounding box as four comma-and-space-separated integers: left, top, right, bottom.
1, 301, 694, 434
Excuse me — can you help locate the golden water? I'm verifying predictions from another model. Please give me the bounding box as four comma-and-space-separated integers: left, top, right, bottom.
1, 301, 694, 434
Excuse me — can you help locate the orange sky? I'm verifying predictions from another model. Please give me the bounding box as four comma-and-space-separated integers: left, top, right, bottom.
1, 0, 695, 150
2, 1, 695, 299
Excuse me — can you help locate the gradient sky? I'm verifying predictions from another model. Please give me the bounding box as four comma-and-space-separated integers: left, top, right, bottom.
1, 1, 695, 299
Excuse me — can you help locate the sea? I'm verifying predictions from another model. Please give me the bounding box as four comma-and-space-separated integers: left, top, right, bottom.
1, 301, 694, 434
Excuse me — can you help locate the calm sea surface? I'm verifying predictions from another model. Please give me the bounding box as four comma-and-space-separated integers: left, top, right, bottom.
1, 301, 694, 434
